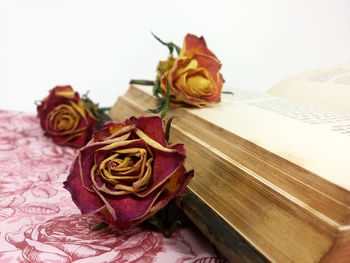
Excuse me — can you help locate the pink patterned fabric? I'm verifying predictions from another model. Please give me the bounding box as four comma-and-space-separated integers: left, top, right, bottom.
0, 110, 227, 263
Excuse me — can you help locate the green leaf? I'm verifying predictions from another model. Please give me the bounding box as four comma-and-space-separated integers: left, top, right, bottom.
129, 79, 155, 86
160, 78, 170, 119
222, 91, 234, 95
146, 107, 162, 114
174, 45, 181, 56
97, 107, 111, 113
82, 91, 111, 129
147, 214, 164, 231
151, 32, 181, 55
146, 99, 165, 114
163, 220, 182, 238
146, 77, 170, 118
82, 91, 98, 117
144, 199, 188, 238
152, 78, 162, 98
94, 110, 112, 130
165, 116, 177, 144
91, 222, 109, 231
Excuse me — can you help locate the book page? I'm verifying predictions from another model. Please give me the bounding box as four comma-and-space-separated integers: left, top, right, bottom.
189, 89, 350, 190
224, 89, 350, 136
131, 85, 350, 190
268, 63, 350, 114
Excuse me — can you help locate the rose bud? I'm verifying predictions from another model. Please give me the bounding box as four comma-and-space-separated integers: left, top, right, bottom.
37, 86, 96, 148
64, 115, 193, 231
159, 33, 224, 107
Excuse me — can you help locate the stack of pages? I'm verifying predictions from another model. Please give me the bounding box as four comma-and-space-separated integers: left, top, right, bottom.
110, 63, 350, 263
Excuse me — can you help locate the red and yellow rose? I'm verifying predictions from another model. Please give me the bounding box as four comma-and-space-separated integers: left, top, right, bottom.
37, 86, 96, 148
159, 34, 224, 107
64, 115, 193, 231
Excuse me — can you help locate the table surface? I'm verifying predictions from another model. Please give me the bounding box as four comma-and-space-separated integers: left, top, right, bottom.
0, 110, 227, 263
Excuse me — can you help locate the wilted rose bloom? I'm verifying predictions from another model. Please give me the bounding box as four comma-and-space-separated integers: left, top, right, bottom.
159, 34, 224, 107
64, 115, 193, 231
37, 86, 96, 148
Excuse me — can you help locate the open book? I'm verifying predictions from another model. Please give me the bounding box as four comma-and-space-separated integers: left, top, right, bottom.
214, 62, 350, 190
269, 62, 350, 114
110, 63, 350, 263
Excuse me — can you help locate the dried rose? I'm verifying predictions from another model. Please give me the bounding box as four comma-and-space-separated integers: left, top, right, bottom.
64, 115, 193, 231
159, 33, 224, 107
37, 86, 96, 148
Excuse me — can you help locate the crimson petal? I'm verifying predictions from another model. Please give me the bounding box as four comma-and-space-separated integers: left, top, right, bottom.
98, 185, 162, 222
136, 146, 185, 197
135, 116, 167, 147
63, 154, 104, 214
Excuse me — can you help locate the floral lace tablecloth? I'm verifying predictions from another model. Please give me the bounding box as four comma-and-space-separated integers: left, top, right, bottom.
0, 110, 226, 263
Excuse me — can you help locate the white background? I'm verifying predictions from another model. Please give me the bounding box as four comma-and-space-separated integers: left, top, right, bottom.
1, 0, 350, 113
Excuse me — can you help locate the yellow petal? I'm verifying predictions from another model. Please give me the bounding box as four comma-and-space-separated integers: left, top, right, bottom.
70, 101, 87, 119
187, 75, 211, 91
132, 158, 153, 190
97, 139, 141, 152
114, 148, 146, 155
175, 58, 198, 76
134, 129, 174, 153
55, 90, 75, 99
46, 104, 80, 135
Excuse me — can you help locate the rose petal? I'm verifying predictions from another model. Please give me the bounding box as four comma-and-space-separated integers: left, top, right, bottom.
181, 34, 220, 63
64, 133, 135, 213
80, 135, 132, 188
63, 115, 194, 232
53, 86, 76, 99
159, 34, 224, 107
94, 139, 147, 168
170, 143, 186, 155
38, 86, 80, 120
194, 55, 224, 95
51, 131, 86, 147
64, 152, 105, 214
171, 58, 222, 106
93, 121, 132, 142
94, 183, 163, 223
134, 129, 174, 153
136, 146, 185, 197
133, 167, 193, 226
37, 85, 96, 148
134, 116, 167, 147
